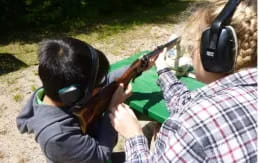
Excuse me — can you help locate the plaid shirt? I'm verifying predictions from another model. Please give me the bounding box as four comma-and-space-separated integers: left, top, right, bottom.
125, 68, 257, 163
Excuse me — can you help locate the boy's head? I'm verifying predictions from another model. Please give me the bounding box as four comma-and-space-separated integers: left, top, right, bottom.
180, 0, 257, 83
38, 37, 110, 103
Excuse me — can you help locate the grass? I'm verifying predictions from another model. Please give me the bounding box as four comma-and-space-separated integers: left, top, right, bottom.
13, 94, 23, 102
31, 85, 37, 92
0, 43, 38, 66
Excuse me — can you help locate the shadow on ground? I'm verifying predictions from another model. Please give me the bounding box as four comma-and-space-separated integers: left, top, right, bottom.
0, 1, 198, 45
0, 53, 28, 75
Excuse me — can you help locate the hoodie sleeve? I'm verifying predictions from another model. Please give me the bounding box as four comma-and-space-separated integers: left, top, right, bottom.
16, 91, 37, 134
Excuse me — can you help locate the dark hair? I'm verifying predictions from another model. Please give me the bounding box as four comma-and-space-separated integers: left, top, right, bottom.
38, 37, 110, 102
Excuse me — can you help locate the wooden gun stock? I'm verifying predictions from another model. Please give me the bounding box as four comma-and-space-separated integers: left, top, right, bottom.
74, 37, 181, 134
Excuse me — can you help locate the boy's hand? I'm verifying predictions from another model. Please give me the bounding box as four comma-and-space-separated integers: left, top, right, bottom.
108, 83, 132, 111
109, 103, 143, 139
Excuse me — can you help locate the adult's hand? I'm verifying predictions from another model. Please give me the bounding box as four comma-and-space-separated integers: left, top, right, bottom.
109, 103, 143, 139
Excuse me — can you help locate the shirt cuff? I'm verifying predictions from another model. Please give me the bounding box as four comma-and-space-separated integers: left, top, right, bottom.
156, 69, 179, 90
157, 67, 172, 76
124, 135, 149, 160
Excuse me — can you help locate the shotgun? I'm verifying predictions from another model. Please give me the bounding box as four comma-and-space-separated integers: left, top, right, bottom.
73, 37, 181, 134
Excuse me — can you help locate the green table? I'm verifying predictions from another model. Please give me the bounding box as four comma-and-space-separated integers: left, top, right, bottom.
110, 51, 205, 123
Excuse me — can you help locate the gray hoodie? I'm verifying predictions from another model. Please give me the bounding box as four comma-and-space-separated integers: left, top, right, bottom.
16, 67, 128, 163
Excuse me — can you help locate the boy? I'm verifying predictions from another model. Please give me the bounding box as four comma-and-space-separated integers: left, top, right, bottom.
17, 37, 121, 162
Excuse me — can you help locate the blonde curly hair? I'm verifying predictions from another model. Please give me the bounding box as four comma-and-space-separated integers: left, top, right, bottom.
180, 0, 257, 71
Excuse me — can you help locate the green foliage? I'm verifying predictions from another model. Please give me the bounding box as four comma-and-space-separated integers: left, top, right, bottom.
0, 0, 174, 30
90, 0, 172, 13
0, 0, 26, 28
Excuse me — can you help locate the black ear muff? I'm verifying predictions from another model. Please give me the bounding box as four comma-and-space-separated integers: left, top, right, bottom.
73, 45, 99, 109
58, 45, 99, 107
58, 85, 82, 106
201, 26, 238, 73
200, 0, 240, 73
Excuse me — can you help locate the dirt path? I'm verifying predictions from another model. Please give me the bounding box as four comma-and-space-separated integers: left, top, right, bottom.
0, 24, 173, 162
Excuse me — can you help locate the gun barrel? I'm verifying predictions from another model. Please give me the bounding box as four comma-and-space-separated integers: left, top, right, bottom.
147, 36, 181, 58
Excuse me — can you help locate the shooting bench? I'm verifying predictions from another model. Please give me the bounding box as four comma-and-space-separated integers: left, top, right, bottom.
110, 51, 205, 123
